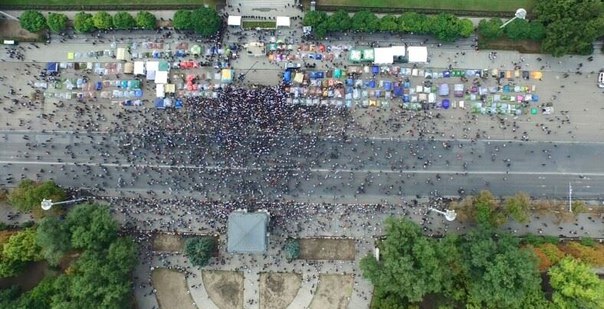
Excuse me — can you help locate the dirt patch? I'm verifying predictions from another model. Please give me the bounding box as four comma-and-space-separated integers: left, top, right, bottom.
0, 261, 54, 291
151, 268, 197, 309
0, 20, 40, 41
202, 270, 244, 309
309, 274, 353, 309
259, 272, 302, 309
479, 37, 542, 54
152, 233, 184, 252
299, 238, 356, 260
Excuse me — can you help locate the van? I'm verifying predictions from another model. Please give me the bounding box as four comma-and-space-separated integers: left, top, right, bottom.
598, 72, 604, 88
3, 40, 16, 45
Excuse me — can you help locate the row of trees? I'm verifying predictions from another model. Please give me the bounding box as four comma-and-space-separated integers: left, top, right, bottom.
361, 217, 604, 309
304, 10, 474, 42
450, 191, 532, 228
0, 203, 137, 308
478, 18, 546, 42
171, 8, 222, 37
19, 10, 157, 34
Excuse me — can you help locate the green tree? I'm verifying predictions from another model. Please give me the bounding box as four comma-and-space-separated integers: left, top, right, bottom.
16, 276, 57, 308
2, 228, 42, 262
458, 18, 475, 38
477, 18, 503, 41
549, 257, 604, 309
504, 19, 530, 40
47, 13, 68, 34
19, 10, 47, 33
302, 10, 327, 28
472, 190, 507, 228
191, 7, 221, 37
351, 10, 380, 32
505, 192, 531, 223
379, 15, 399, 33
73, 12, 95, 33
136, 11, 157, 30
184, 236, 216, 267
112, 11, 136, 30
92, 11, 113, 30
173, 10, 192, 30
429, 13, 463, 42
283, 238, 300, 262
67, 203, 118, 251
326, 10, 351, 32
462, 229, 545, 308
528, 22, 546, 41
8, 179, 65, 213
535, 0, 603, 56
360, 218, 453, 303
398, 12, 429, 34
36, 217, 71, 266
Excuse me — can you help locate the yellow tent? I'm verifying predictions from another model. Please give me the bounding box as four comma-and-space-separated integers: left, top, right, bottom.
67, 52, 74, 60
531, 71, 542, 80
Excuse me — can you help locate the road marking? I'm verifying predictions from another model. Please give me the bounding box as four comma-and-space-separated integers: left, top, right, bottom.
1, 160, 603, 177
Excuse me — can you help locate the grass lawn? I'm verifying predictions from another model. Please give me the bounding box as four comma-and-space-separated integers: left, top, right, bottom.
320, 0, 536, 12
1, 0, 217, 7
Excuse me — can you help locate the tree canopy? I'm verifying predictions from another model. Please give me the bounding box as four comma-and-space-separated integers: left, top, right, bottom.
112, 11, 136, 30
191, 7, 222, 37
173, 10, 192, 30
549, 257, 604, 309
136, 11, 157, 30
0, 228, 42, 277
19, 10, 47, 33
66, 203, 118, 251
46, 13, 68, 34
8, 179, 66, 213
478, 18, 504, 41
535, 0, 604, 56
184, 236, 216, 268
36, 217, 71, 266
74, 12, 95, 33
92, 11, 113, 30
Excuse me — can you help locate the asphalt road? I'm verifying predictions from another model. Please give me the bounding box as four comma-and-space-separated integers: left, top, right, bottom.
1, 131, 603, 201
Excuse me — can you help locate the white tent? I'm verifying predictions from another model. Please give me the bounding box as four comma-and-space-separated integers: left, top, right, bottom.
276, 16, 290, 27
407, 46, 428, 63
116, 47, 129, 61
156, 83, 165, 98
134, 61, 145, 75
228, 15, 242, 27
391, 46, 406, 57
155, 71, 168, 84
373, 47, 394, 64
146, 61, 159, 72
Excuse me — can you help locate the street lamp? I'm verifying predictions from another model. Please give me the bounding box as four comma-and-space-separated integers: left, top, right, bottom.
41, 198, 88, 211
428, 207, 457, 221
500, 8, 527, 28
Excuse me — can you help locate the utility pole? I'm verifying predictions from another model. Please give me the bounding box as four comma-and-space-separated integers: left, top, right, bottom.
568, 182, 572, 212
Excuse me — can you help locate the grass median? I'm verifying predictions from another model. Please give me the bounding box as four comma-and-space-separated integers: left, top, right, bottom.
2, 0, 216, 7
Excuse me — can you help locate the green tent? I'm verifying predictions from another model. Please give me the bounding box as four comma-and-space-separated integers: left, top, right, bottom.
531, 107, 538, 115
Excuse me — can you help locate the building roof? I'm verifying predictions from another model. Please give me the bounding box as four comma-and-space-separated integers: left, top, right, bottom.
227, 212, 269, 253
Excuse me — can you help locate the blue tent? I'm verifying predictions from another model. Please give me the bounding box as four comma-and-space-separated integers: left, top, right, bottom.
384, 81, 392, 91
283, 70, 292, 83
134, 89, 143, 97
403, 81, 411, 88
47, 62, 59, 73
175, 99, 183, 109
346, 78, 354, 86
443, 71, 451, 78
346, 86, 353, 94
368, 80, 376, 88
152, 50, 161, 58
155, 98, 165, 109
371, 65, 379, 74
393, 86, 403, 97
532, 95, 539, 102
442, 99, 450, 109
503, 85, 511, 93
403, 94, 410, 102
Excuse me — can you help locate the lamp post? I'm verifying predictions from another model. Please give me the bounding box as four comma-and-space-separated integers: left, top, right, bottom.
500, 8, 527, 28
41, 198, 88, 211
428, 207, 457, 221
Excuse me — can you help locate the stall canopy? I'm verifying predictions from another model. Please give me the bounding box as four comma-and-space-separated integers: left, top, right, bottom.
123, 62, 133, 74
155, 71, 168, 84
391, 46, 406, 56
228, 15, 242, 27
116, 47, 129, 61
276, 16, 290, 27
407, 46, 428, 63
156, 83, 165, 98
47, 62, 59, 73
146, 61, 159, 72
134, 61, 145, 75
373, 47, 394, 64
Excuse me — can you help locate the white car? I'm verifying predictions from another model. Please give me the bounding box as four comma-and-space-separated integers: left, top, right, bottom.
598, 72, 604, 88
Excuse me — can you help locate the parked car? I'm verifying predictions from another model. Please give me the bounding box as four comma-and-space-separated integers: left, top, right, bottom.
598, 71, 604, 88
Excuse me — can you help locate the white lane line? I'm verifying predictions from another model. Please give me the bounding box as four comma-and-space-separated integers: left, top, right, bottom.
0, 160, 602, 177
